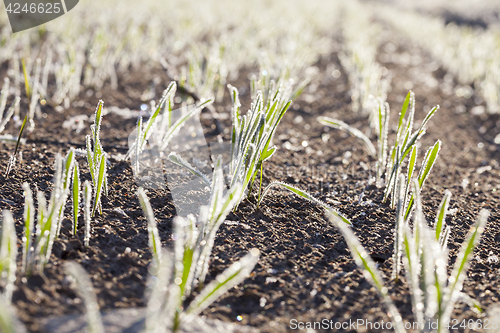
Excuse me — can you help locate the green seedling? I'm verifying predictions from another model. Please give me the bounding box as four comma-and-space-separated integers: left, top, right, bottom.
393, 176, 452, 282
401, 180, 488, 332
227, 82, 291, 206
56, 148, 76, 238
83, 181, 92, 247
402, 140, 441, 219
435, 190, 452, 247
392, 174, 406, 282
28, 59, 41, 131
375, 100, 390, 186
21, 58, 42, 131
21, 183, 34, 275
3, 104, 24, 178
23, 153, 69, 274
21, 58, 30, 100
148, 235, 258, 333
169, 81, 291, 210
317, 91, 438, 198
86, 100, 108, 216
383, 91, 439, 207
0, 211, 17, 303
0, 294, 26, 333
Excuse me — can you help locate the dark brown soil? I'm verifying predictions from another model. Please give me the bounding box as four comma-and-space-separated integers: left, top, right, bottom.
1, 20, 499, 333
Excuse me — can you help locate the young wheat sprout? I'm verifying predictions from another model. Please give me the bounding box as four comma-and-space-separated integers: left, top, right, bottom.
138, 160, 259, 332
383, 91, 440, 209
392, 174, 406, 282
0, 211, 17, 303
86, 100, 108, 217
56, 148, 76, 238
28, 58, 42, 131
226, 83, 292, 206
137, 188, 162, 265
5, 115, 27, 178
317, 91, 438, 198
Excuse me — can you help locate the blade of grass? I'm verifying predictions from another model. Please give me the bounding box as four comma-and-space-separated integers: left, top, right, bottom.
86, 135, 95, 184
259, 181, 350, 225
328, 212, 405, 332
392, 174, 406, 282
0, 211, 17, 303
137, 188, 162, 265
439, 225, 451, 249
185, 248, 259, 316
435, 190, 451, 241
396, 91, 413, 143
404, 145, 417, 207
318, 117, 376, 156
402, 221, 424, 324
21, 58, 30, 99
134, 116, 143, 175
160, 99, 213, 151
72, 162, 80, 236
0, 294, 26, 333
83, 181, 92, 247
